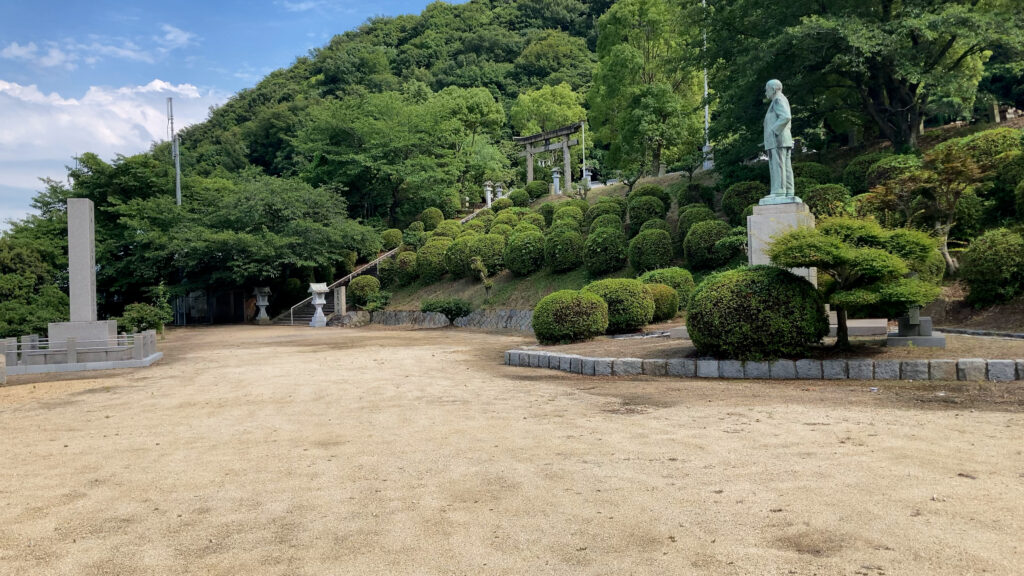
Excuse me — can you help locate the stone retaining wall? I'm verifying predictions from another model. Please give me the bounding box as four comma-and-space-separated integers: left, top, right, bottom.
337, 309, 534, 332
504, 350, 1024, 382
453, 309, 532, 332
370, 310, 450, 328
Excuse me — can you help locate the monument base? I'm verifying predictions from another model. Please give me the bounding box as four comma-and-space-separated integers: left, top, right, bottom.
747, 201, 817, 286
48, 320, 118, 346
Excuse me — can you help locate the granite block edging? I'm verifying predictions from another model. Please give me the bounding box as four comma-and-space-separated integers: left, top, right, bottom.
503, 350, 1024, 382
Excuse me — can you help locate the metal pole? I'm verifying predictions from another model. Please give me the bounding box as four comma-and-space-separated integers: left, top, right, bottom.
581, 121, 586, 184
174, 136, 182, 206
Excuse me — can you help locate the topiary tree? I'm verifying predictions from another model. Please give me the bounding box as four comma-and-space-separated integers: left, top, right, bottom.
628, 184, 671, 209
520, 212, 546, 229
348, 275, 381, 307
959, 228, 1024, 307
504, 230, 546, 276
547, 220, 582, 236
583, 227, 628, 276
684, 220, 733, 270
489, 223, 514, 237
492, 197, 513, 212
419, 207, 444, 231
589, 213, 623, 233
544, 229, 584, 272
582, 278, 655, 333
866, 154, 922, 191
585, 201, 623, 224
553, 205, 585, 228
596, 195, 628, 214
721, 181, 768, 225
417, 237, 452, 281
381, 228, 403, 251
470, 234, 506, 275
639, 218, 670, 233
638, 267, 695, 310
842, 152, 891, 194
432, 220, 462, 239
403, 221, 427, 250
628, 229, 673, 273
627, 195, 666, 235
804, 184, 853, 218
510, 222, 542, 239
940, 127, 1024, 172
644, 283, 679, 322
792, 162, 834, 184
509, 189, 531, 207
537, 202, 557, 226
443, 235, 477, 278
711, 235, 747, 268
526, 181, 550, 200
677, 205, 718, 241
768, 217, 941, 348
687, 266, 828, 360
491, 211, 519, 229
532, 290, 609, 345
395, 251, 417, 285
421, 297, 473, 323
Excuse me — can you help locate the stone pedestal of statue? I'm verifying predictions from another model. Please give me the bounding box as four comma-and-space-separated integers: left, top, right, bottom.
747, 199, 817, 286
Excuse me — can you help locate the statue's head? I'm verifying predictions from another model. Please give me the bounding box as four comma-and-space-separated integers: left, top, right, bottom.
765, 79, 783, 100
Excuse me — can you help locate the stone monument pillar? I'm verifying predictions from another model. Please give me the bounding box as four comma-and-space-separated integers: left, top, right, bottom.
561, 137, 572, 193
748, 202, 816, 286
48, 198, 118, 345
551, 167, 561, 196
253, 287, 272, 324
309, 283, 328, 328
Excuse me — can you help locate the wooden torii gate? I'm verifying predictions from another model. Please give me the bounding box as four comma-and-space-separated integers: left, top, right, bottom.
513, 121, 583, 194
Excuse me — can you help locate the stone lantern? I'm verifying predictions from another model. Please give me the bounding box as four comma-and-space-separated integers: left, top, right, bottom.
551, 166, 562, 195
495, 182, 505, 199
253, 286, 272, 324
309, 283, 328, 327
484, 180, 493, 208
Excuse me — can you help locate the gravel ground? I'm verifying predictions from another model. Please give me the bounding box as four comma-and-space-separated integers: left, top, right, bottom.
1, 325, 1021, 575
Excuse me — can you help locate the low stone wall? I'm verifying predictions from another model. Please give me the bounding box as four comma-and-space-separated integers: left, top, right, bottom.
504, 349, 1024, 382
453, 309, 533, 332
1, 355, 6, 385
370, 310, 449, 328
4, 331, 162, 377
328, 311, 371, 327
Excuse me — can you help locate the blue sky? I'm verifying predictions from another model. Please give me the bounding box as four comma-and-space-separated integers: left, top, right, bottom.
0, 0, 438, 227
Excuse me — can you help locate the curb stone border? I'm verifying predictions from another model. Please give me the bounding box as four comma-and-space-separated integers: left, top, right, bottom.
504, 350, 1024, 382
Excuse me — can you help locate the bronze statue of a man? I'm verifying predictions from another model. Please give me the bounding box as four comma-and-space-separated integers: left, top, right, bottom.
763, 79, 795, 202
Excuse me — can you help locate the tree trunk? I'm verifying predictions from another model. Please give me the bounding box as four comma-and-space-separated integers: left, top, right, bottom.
935, 223, 958, 276
834, 305, 850, 349
650, 142, 662, 177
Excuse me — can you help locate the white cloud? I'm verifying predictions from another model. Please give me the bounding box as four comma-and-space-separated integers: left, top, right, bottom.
156, 24, 195, 51
0, 79, 228, 223
1, 26, 195, 71
1, 41, 38, 60
278, 1, 323, 12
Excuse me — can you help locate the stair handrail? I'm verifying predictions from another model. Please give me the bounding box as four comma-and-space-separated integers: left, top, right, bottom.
283, 205, 488, 325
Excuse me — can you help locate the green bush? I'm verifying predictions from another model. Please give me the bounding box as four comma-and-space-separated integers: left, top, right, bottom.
489, 223, 513, 237
396, 251, 417, 285
596, 195, 628, 214
378, 257, 399, 287
491, 211, 519, 229
687, 266, 828, 360
582, 278, 655, 333
792, 162, 833, 184
510, 222, 543, 239
117, 302, 172, 334
537, 202, 557, 226
420, 297, 473, 323
416, 237, 452, 281
526, 181, 550, 199
804, 184, 853, 218
629, 229, 673, 273
444, 236, 476, 278
553, 205, 584, 227
509, 189, 531, 207
349, 275, 381, 307
1017, 181, 1024, 220
842, 152, 891, 194
866, 154, 922, 189
718, 162, 770, 189
504, 231, 546, 276
545, 230, 584, 272
583, 227, 628, 276
960, 228, 1024, 306
403, 221, 427, 250
532, 290, 609, 345
638, 267, 695, 310
711, 235, 747, 268
684, 220, 733, 270
565, 198, 590, 214
794, 177, 819, 199
492, 197, 513, 212
470, 234, 506, 275
463, 220, 487, 235
990, 151, 1024, 220
946, 127, 1024, 171
381, 228, 403, 250
585, 201, 623, 224
628, 184, 671, 209
677, 205, 718, 240
589, 213, 623, 233
639, 218, 670, 233
644, 283, 679, 322
673, 182, 715, 206
521, 211, 546, 229
419, 207, 444, 231
547, 220, 581, 235
432, 220, 462, 239
627, 195, 666, 234
721, 181, 767, 225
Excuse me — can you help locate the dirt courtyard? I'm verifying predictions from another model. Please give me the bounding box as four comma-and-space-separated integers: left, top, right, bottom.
1, 326, 1021, 575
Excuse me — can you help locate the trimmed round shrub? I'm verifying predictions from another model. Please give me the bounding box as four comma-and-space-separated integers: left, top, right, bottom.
1017, 180, 1024, 220
804, 184, 852, 218
510, 222, 542, 239
684, 220, 733, 270
444, 235, 477, 278
509, 189, 531, 207
722, 181, 768, 225
532, 290, 609, 345
545, 230, 585, 272
842, 152, 891, 194
553, 205, 584, 227
589, 213, 623, 233
866, 155, 922, 189
948, 127, 1024, 171
396, 251, 417, 285
628, 195, 666, 234
582, 278, 655, 333
420, 298, 472, 323
628, 184, 671, 209
378, 257, 399, 287
492, 197, 513, 212
504, 230, 546, 276
794, 177, 819, 199
645, 283, 679, 322
629, 229, 674, 273
470, 234, 506, 275
419, 207, 444, 231
960, 228, 1024, 306
521, 211, 546, 229
639, 218, 670, 233
381, 228, 403, 250
711, 235, 747, 268
675, 182, 715, 206
585, 201, 623, 224
584, 227, 628, 276
489, 223, 513, 237
348, 275, 381, 307
538, 202, 556, 226
548, 220, 581, 235
638, 267, 695, 310
718, 161, 770, 189
526, 181, 550, 199
565, 198, 590, 214
403, 221, 427, 250
677, 205, 718, 240
596, 195, 628, 214
792, 162, 833, 184
687, 266, 829, 360
492, 211, 519, 229
432, 220, 462, 239
417, 237, 452, 281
